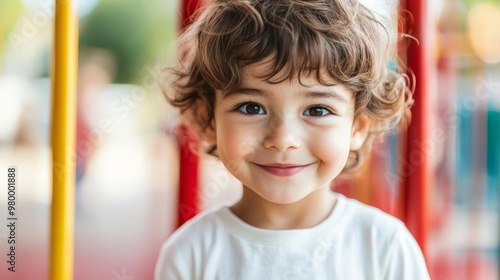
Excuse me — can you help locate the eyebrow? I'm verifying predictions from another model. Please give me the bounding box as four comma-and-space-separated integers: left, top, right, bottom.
222, 87, 267, 99
223, 87, 349, 104
301, 90, 349, 104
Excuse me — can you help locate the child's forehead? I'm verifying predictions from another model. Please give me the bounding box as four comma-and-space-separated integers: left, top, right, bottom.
240, 59, 347, 88
226, 59, 355, 104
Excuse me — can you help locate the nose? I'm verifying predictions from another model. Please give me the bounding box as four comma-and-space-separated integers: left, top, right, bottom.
262, 115, 302, 151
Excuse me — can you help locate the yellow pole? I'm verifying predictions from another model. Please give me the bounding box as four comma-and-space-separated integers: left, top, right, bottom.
50, 0, 78, 279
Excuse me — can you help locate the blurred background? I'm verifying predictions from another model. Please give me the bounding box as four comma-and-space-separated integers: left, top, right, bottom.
0, 0, 498, 279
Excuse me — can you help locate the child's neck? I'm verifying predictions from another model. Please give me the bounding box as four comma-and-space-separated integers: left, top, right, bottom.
230, 187, 337, 230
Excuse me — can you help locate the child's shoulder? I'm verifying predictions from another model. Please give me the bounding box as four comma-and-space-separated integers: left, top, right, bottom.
334, 194, 430, 278
335, 193, 406, 237
158, 204, 230, 253
169, 204, 228, 236
155, 204, 234, 279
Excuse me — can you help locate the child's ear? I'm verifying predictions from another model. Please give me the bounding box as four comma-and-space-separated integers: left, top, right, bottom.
193, 100, 217, 145
350, 114, 371, 151
203, 119, 217, 145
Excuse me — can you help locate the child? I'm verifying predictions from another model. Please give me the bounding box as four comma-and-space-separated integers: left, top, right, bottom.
156, 0, 430, 279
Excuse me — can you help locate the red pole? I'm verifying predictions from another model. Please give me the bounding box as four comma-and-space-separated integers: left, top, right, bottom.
176, 125, 200, 227
180, 0, 202, 28
176, 0, 203, 227
399, 0, 431, 260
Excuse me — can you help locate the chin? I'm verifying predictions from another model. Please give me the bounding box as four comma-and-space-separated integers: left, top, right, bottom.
260, 191, 309, 205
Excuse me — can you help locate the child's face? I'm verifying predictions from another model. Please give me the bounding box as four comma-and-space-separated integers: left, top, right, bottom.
210, 60, 369, 205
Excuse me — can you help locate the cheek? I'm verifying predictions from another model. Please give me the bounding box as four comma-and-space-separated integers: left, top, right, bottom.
215, 122, 258, 178
218, 120, 261, 153
309, 127, 352, 165
216, 121, 253, 161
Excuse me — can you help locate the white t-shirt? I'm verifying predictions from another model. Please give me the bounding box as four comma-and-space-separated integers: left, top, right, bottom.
155, 194, 430, 280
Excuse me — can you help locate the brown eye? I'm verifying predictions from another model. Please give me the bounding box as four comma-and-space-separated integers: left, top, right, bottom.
237, 103, 265, 115
305, 106, 331, 117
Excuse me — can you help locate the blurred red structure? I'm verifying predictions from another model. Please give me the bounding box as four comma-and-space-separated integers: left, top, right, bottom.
176, 0, 203, 228
399, 0, 431, 260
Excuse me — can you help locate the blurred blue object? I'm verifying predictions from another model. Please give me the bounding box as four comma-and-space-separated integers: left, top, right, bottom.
486, 106, 499, 207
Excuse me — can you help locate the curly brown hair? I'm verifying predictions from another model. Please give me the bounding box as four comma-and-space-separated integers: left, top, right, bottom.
162, 0, 412, 169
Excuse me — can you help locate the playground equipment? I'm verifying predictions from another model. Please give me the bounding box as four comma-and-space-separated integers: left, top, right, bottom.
50, 1, 78, 279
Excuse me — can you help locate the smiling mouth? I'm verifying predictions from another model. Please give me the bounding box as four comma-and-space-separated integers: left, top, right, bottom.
254, 163, 312, 177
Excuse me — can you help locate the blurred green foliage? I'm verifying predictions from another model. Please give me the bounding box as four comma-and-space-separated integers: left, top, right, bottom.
79, 0, 177, 83
0, 1, 23, 66
463, 0, 500, 6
